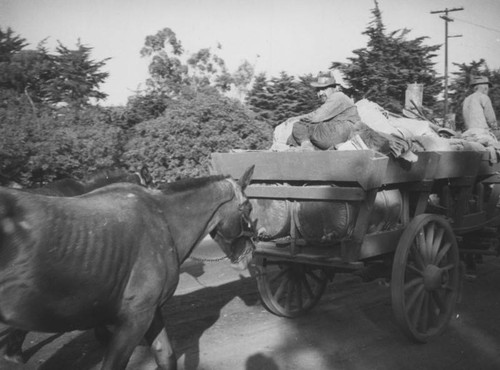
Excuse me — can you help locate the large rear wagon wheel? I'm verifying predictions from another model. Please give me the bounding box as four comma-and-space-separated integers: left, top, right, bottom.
392, 214, 460, 342
253, 257, 328, 318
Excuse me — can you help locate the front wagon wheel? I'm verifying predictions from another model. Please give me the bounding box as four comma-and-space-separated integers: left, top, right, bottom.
254, 257, 328, 318
391, 214, 460, 342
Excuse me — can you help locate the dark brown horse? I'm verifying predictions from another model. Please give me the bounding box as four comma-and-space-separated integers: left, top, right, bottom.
0, 166, 255, 369
2, 166, 155, 363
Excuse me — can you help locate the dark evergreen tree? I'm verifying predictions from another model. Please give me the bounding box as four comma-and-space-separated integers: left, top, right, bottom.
332, 0, 442, 113
42, 42, 109, 106
246, 72, 319, 127
246, 72, 273, 121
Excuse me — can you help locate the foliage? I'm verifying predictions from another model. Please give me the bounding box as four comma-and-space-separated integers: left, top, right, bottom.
124, 91, 172, 126
332, 0, 442, 113
0, 96, 124, 186
131, 27, 257, 121
246, 72, 319, 127
231, 60, 256, 100
42, 42, 110, 106
140, 27, 188, 95
0, 27, 110, 107
448, 59, 500, 130
0, 27, 27, 61
122, 87, 272, 182
187, 47, 232, 92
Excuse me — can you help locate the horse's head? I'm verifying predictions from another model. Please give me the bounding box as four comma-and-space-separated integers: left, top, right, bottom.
210, 165, 256, 269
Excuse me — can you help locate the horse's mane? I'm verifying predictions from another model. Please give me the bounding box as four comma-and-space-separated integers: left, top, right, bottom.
158, 175, 228, 194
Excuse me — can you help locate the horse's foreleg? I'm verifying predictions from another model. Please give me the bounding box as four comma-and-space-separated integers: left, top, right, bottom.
145, 310, 176, 370
99, 312, 154, 370
3, 328, 27, 364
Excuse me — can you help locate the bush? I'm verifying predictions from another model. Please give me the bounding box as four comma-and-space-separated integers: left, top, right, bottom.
123, 88, 272, 182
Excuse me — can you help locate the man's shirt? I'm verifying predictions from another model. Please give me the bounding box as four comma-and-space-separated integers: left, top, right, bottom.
302, 91, 360, 124
462, 91, 497, 130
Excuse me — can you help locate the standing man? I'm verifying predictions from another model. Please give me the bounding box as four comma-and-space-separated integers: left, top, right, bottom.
287, 71, 361, 150
462, 76, 497, 131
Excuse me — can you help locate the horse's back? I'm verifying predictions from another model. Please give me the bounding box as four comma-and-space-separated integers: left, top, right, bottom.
0, 184, 171, 332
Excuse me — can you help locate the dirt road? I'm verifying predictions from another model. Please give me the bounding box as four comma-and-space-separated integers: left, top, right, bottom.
1, 243, 500, 370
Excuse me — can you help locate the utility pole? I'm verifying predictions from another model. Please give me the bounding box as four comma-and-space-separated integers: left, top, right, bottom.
430, 7, 463, 121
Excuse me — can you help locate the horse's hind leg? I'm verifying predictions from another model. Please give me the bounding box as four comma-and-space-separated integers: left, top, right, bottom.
144, 310, 176, 370
3, 329, 27, 363
100, 311, 154, 370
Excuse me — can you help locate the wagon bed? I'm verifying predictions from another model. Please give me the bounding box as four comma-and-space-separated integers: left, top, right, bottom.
211, 149, 500, 342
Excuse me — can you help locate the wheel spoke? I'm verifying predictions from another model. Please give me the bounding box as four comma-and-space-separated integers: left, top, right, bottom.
404, 277, 424, 291
417, 231, 428, 263
407, 263, 424, 276
431, 227, 445, 262
411, 242, 426, 270
301, 274, 314, 300
270, 268, 289, 285
285, 280, 294, 310
424, 223, 435, 262
419, 292, 430, 333
431, 290, 446, 314
441, 263, 455, 271
409, 287, 426, 329
305, 269, 322, 284
274, 277, 288, 302
296, 279, 303, 309
434, 242, 452, 265
406, 283, 425, 312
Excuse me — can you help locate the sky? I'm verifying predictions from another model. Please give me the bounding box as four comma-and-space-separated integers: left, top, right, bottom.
1, 0, 500, 106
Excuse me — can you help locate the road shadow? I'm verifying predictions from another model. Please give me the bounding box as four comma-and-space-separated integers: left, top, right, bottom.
0, 328, 64, 365
163, 275, 260, 370
38, 330, 104, 370
245, 352, 279, 370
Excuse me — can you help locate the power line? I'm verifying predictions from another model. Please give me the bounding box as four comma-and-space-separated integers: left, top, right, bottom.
453, 17, 500, 34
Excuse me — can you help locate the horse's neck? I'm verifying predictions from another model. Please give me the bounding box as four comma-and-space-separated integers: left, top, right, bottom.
163, 181, 233, 263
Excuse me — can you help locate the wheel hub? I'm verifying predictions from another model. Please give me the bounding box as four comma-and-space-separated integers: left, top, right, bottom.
423, 264, 445, 291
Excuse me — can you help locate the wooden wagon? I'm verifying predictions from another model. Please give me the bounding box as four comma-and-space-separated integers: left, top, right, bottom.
210, 150, 500, 342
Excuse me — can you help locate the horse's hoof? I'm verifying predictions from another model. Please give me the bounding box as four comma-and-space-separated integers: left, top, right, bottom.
3, 353, 24, 364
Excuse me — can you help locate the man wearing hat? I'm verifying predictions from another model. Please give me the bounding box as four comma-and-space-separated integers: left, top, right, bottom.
287, 71, 361, 150
462, 76, 497, 131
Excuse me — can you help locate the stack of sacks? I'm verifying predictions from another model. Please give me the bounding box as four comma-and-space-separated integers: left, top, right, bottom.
461, 128, 500, 163
354, 99, 416, 161
356, 99, 493, 155
270, 117, 297, 151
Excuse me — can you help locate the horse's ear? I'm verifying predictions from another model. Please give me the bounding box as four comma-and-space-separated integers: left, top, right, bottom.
140, 165, 153, 185
238, 165, 254, 191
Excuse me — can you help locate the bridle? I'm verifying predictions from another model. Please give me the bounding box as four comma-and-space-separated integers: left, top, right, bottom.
210, 199, 256, 262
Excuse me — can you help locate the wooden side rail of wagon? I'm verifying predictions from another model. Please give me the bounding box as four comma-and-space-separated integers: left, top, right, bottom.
211, 149, 500, 343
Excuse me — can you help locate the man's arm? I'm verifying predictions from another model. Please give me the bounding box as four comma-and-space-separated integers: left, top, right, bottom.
483, 95, 498, 130
302, 93, 352, 123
